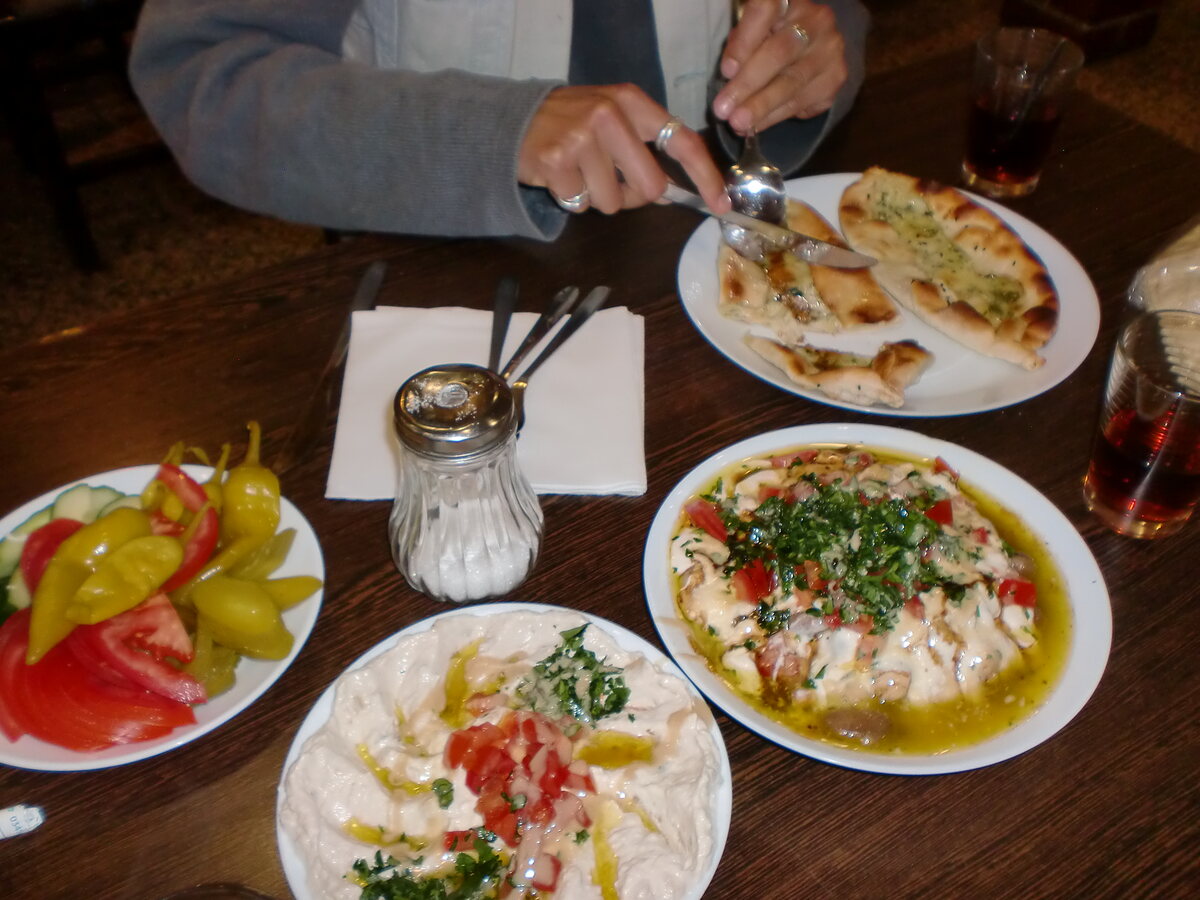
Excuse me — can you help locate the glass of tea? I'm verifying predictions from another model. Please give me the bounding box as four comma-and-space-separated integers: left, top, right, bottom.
962, 28, 1084, 199
1084, 310, 1200, 539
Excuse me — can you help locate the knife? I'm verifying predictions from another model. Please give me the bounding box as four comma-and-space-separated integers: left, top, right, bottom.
660, 182, 876, 269
274, 260, 388, 475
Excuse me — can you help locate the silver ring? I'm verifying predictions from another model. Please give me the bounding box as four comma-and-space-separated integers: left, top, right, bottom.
790, 24, 810, 51
654, 115, 685, 153
553, 189, 589, 213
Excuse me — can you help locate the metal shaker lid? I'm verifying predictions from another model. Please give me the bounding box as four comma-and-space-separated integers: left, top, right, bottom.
393, 364, 517, 457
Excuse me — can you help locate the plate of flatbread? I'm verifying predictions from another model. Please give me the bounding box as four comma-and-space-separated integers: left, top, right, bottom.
676, 170, 1100, 416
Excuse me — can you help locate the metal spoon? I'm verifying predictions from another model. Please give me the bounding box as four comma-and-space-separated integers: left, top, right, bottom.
721, 131, 788, 261
498, 285, 581, 381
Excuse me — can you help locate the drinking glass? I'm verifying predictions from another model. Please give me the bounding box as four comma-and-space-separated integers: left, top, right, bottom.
962, 27, 1084, 198
1083, 310, 1200, 539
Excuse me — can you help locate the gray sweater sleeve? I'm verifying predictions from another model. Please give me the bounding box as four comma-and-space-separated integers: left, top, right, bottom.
130, 0, 868, 239
129, 0, 567, 239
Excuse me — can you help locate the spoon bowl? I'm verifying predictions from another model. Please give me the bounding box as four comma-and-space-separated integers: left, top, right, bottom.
722, 132, 788, 260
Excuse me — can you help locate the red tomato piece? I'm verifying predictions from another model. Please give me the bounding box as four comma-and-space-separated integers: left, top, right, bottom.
19, 518, 84, 593
155, 464, 209, 513
802, 559, 827, 591
465, 745, 516, 793
770, 450, 818, 467
67, 594, 206, 704
997, 578, 1038, 608
0, 609, 195, 751
531, 853, 562, 892
159, 506, 219, 593
933, 457, 960, 480
972, 527, 990, 544
731, 558, 773, 603
683, 498, 727, 543
443, 830, 476, 852
926, 498, 954, 526
150, 512, 186, 537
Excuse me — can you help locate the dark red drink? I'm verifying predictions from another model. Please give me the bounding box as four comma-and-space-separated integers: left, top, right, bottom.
964, 96, 1061, 190
1084, 407, 1200, 538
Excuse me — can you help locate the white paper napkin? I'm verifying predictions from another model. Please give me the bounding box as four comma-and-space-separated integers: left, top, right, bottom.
326, 305, 646, 499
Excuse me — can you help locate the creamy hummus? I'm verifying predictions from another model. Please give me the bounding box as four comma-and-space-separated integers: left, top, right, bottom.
280, 609, 722, 899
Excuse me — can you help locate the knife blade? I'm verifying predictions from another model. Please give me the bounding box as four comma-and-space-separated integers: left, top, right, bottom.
274, 260, 388, 475
660, 183, 876, 269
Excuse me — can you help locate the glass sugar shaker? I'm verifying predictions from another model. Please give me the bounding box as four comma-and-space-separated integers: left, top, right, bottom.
388, 364, 543, 603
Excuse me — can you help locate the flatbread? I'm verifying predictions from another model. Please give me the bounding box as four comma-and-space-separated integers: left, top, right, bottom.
839, 167, 1057, 370
744, 335, 933, 408
718, 198, 899, 343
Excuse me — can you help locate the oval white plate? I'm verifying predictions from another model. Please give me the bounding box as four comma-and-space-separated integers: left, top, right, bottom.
0, 465, 324, 772
276, 601, 733, 900
644, 423, 1112, 775
676, 172, 1101, 417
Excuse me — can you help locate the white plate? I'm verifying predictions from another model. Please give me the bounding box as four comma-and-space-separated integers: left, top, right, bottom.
643, 423, 1112, 775
0, 465, 324, 772
676, 172, 1101, 416
276, 601, 733, 900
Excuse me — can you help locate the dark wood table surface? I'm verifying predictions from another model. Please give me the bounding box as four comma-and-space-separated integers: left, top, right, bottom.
1, 50, 1198, 900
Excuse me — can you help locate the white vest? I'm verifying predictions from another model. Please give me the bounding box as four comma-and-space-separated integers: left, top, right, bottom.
342, 0, 733, 128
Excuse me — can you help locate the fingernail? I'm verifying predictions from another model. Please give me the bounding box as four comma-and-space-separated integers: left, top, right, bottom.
729, 109, 751, 133
721, 58, 739, 79
713, 95, 733, 119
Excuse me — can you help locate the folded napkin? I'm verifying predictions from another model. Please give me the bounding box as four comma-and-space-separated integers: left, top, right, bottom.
326, 305, 646, 499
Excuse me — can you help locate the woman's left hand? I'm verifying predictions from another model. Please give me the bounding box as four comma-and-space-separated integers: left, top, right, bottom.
712, 0, 848, 135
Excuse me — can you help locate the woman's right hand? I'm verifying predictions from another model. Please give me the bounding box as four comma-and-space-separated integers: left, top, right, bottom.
518, 84, 731, 215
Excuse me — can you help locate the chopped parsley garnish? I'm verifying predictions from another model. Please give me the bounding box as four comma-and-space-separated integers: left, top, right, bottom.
711, 471, 960, 632
431, 778, 453, 809
351, 837, 505, 899
514, 625, 630, 730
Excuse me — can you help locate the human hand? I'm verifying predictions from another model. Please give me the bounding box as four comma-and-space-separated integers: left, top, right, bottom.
518, 84, 731, 215
712, 0, 848, 135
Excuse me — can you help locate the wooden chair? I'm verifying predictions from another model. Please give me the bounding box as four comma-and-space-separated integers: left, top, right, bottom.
0, 0, 151, 271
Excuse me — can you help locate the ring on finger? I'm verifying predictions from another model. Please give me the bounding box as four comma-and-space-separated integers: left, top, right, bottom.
790, 24, 811, 52
778, 0, 790, 18
654, 115, 685, 152
553, 188, 590, 213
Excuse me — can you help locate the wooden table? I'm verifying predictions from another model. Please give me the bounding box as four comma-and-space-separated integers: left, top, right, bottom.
1, 50, 1197, 899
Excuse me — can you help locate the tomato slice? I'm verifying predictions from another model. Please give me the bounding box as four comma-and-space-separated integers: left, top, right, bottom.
159, 506, 219, 593
66, 594, 207, 704
683, 498, 727, 543
926, 498, 954, 526
731, 558, 773, 603
0, 609, 195, 751
997, 578, 1037, 608
19, 518, 84, 593
155, 464, 209, 513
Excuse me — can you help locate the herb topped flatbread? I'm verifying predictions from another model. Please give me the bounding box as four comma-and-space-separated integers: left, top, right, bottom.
718, 197, 899, 344
839, 167, 1058, 370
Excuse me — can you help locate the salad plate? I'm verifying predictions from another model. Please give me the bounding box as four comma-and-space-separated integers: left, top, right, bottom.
644, 423, 1112, 775
276, 601, 733, 900
675, 172, 1101, 416
0, 464, 324, 772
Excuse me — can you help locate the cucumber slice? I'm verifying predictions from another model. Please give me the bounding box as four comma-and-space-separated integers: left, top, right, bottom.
0, 506, 52, 578
96, 494, 142, 517
6, 567, 31, 610
0, 535, 25, 579
51, 483, 97, 523
84, 486, 125, 521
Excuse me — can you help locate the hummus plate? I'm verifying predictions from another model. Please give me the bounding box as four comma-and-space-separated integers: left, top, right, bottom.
643, 424, 1111, 775
276, 602, 733, 900
0, 465, 324, 772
